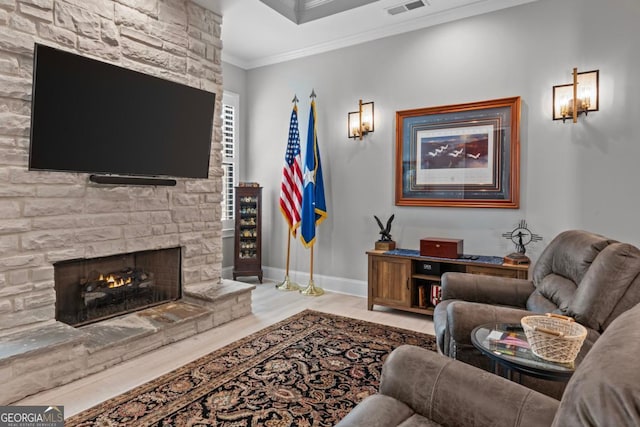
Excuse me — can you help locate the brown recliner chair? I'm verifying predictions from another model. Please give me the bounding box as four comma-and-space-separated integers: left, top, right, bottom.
433, 229, 640, 397
336, 301, 640, 427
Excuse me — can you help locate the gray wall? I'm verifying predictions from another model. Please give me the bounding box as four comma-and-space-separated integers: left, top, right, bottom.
226, 0, 640, 294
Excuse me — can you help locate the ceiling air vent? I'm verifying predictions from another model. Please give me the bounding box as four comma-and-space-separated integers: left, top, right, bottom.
386, 0, 426, 15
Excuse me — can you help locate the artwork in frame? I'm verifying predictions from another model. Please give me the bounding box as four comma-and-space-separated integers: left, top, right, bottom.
395, 96, 521, 208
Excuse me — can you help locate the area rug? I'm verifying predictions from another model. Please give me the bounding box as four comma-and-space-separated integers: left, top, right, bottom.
66, 309, 436, 426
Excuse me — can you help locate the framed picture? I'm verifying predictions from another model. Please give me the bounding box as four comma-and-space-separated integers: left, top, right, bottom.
395, 97, 520, 208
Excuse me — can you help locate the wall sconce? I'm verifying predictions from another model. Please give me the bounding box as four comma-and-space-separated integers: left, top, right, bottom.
348, 100, 374, 140
552, 68, 599, 123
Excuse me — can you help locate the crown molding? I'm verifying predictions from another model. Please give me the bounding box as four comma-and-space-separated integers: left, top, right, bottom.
222, 0, 537, 70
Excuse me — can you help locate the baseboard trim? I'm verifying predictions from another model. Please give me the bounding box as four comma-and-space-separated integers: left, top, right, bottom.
221, 265, 367, 297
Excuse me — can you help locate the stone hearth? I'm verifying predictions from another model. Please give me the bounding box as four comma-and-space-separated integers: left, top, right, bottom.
0, 280, 254, 404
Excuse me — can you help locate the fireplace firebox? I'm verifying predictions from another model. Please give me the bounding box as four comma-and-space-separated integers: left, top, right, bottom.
54, 247, 181, 327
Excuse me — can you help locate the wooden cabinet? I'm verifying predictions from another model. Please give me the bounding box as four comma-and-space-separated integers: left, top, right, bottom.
233, 185, 262, 283
369, 256, 411, 310
367, 249, 528, 316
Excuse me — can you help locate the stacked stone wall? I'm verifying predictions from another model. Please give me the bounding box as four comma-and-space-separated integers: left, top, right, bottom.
0, 0, 223, 336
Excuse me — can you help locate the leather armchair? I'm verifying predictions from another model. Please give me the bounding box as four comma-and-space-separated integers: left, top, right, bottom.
433, 229, 640, 397
336, 301, 640, 427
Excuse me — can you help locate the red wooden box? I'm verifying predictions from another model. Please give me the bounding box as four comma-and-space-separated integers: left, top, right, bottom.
420, 238, 463, 259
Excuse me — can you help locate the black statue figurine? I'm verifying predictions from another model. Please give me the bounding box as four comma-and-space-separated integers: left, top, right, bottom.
374, 214, 394, 242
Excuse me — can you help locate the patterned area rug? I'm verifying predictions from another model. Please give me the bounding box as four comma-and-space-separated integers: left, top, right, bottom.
66, 309, 436, 426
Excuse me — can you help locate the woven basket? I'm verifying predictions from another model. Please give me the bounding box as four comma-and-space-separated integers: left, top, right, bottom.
520, 313, 587, 363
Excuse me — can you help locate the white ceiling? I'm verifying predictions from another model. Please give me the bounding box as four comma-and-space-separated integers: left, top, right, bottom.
197, 0, 538, 70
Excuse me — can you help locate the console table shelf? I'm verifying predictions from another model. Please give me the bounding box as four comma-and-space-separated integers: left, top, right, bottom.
367, 249, 529, 316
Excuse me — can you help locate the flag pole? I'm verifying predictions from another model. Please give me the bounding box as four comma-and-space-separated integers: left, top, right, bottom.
300, 89, 324, 297
276, 228, 300, 291
301, 245, 324, 296
276, 94, 300, 291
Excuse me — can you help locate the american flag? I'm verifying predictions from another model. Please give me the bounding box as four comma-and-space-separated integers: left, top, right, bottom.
279, 105, 303, 236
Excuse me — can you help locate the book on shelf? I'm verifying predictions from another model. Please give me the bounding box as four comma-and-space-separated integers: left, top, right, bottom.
486, 330, 530, 356
430, 284, 441, 306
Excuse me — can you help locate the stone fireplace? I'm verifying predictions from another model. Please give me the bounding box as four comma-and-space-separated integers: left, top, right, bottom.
0, 0, 256, 406
0, 0, 225, 338
54, 248, 182, 327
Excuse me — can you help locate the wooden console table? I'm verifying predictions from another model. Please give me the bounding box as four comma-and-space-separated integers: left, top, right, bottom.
367, 249, 529, 316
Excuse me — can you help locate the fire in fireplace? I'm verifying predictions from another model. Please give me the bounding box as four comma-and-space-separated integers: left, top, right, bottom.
54, 247, 181, 327
83, 267, 153, 308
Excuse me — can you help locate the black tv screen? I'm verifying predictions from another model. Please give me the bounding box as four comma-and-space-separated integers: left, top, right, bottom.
29, 43, 215, 179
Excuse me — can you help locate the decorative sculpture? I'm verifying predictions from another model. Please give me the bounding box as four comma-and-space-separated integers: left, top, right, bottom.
501, 219, 542, 265
374, 214, 396, 250
374, 214, 394, 241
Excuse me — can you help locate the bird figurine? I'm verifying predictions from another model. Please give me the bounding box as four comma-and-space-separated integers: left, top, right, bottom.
374, 214, 394, 242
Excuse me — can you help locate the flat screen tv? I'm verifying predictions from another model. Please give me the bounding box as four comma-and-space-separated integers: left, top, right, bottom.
29, 43, 216, 180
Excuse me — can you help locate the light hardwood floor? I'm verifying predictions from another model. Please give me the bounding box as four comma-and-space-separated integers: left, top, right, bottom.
16, 279, 435, 417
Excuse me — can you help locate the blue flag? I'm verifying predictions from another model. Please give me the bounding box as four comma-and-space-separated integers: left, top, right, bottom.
300, 98, 327, 248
